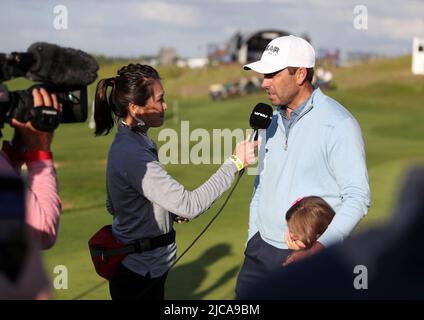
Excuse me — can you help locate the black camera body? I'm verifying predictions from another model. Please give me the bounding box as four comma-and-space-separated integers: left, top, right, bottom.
0, 42, 98, 134
4, 84, 88, 132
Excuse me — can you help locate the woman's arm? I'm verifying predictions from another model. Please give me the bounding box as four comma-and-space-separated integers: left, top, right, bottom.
1, 144, 61, 250
141, 139, 257, 218
141, 159, 238, 219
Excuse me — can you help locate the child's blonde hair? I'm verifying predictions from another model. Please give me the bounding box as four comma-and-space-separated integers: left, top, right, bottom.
286, 196, 335, 247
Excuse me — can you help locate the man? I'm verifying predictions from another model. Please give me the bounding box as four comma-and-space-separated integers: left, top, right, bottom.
236, 35, 370, 299
244, 167, 424, 299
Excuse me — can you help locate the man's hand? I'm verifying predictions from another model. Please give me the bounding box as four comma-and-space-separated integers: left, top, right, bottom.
283, 241, 325, 267
10, 88, 59, 152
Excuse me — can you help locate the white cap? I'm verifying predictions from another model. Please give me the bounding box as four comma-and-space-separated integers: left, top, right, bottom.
244, 35, 315, 74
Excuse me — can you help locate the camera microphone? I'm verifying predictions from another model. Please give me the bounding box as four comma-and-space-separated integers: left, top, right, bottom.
26, 42, 99, 87
0, 43, 98, 134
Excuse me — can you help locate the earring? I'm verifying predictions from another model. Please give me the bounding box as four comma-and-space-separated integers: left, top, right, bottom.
133, 113, 145, 126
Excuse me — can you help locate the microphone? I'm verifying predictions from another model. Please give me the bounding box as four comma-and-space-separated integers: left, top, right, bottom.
237, 103, 273, 177
248, 102, 273, 141
25, 42, 99, 87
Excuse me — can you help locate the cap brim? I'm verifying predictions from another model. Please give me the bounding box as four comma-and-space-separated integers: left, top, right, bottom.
243, 60, 286, 74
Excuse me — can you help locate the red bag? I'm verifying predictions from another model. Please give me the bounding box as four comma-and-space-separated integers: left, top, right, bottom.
88, 225, 130, 280
88, 225, 176, 280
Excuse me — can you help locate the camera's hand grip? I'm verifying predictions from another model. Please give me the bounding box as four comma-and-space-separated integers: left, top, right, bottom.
30, 107, 60, 132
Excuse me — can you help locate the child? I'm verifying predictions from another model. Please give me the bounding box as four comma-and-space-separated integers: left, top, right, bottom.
285, 196, 335, 250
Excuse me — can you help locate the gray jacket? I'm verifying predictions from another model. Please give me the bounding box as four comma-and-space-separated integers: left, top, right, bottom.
106, 124, 237, 277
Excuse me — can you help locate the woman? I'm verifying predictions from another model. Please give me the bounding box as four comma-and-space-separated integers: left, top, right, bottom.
94, 64, 257, 300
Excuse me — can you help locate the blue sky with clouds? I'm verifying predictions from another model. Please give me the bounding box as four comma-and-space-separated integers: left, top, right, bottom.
1, 0, 423, 58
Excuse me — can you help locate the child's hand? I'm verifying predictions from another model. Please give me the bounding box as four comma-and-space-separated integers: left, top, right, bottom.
285, 232, 306, 251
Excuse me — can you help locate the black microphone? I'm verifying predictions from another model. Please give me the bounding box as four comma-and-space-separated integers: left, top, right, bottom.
248, 102, 273, 141
25, 42, 99, 87
237, 103, 273, 177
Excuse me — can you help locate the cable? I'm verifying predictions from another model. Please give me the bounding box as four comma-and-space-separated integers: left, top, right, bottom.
173, 169, 244, 267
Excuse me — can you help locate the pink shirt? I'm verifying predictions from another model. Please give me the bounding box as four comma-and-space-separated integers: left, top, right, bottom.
0, 145, 61, 250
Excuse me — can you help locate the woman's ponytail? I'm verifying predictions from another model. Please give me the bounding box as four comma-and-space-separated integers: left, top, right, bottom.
94, 64, 161, 136
94, 78, 115, 136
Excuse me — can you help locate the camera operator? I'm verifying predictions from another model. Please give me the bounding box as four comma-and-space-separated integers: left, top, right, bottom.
0, 87, 62, 250
0, 41, 97, 298
0, 87, 61, 299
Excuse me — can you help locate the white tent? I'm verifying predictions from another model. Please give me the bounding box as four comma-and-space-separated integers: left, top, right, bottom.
412, 37, 424, 75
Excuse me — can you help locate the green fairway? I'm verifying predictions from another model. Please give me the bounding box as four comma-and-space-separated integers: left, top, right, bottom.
3, 56, 424, 299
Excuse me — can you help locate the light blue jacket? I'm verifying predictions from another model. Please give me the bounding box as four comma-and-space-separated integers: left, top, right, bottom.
249, 88, 371, 249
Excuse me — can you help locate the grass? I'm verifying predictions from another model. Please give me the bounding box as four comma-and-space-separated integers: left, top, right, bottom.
3, 56, 424, 299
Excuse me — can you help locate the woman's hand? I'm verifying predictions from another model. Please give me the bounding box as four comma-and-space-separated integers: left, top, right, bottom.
232, 139, 259, 168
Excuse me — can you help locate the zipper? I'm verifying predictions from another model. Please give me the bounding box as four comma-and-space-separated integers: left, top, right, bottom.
283, 104, 314, 151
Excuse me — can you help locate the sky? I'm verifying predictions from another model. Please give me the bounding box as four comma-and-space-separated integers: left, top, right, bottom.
1, 0, 423, 59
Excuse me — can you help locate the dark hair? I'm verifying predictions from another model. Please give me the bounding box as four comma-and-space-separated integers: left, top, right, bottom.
94, 64, 161, 136
287, 67, 314, 84
285, 196, 335, 247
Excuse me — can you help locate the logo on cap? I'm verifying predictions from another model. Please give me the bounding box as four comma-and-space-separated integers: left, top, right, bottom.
265, 45, 279, 56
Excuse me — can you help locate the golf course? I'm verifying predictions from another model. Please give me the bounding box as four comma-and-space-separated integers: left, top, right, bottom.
4, 55, 424, 299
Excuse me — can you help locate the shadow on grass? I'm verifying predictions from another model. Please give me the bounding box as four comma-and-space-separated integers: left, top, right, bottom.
165, 243, 238, 299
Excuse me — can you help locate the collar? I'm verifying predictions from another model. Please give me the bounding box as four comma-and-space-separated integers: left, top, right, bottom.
120, 121, 148, 135
277, 88, 318, 119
